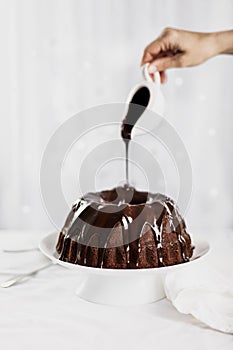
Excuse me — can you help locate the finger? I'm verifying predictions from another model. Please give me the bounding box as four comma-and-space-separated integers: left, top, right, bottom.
149, 54, 182, 72
160, 71, 167, 83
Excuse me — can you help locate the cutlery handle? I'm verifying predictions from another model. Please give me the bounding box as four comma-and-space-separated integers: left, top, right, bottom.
0, 262, 54, 288
3, 248, 39, 253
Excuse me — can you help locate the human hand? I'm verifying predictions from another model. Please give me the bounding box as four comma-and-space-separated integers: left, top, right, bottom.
141, 28, 232, 83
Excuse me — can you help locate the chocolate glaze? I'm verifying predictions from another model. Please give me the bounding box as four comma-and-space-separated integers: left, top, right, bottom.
56, 186, 193, 268
121, 86, 150, 183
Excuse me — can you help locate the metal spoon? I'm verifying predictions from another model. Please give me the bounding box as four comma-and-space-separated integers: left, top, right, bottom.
0, 261, 54, 288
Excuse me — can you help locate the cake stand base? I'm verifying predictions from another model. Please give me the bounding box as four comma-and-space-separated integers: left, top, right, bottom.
39, 232, 210, 306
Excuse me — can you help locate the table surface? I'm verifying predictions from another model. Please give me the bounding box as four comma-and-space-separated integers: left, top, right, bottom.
0, 229, 232, 350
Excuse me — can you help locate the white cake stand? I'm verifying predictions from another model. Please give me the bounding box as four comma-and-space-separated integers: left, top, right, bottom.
39, 233, 210, 305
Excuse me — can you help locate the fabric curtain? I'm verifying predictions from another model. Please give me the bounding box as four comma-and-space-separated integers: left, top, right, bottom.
0, 0, 232, 230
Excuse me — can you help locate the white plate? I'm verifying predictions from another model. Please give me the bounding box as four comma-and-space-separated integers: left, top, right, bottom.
39, 232, 210, 305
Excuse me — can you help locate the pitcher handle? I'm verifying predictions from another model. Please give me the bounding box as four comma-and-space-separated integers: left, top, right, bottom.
142, 63, 161, 86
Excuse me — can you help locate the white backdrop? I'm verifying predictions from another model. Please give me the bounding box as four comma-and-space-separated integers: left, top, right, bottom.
0, 0, 232, 231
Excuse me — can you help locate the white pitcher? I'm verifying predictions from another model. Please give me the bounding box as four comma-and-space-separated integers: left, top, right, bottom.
124, 63, 165, 138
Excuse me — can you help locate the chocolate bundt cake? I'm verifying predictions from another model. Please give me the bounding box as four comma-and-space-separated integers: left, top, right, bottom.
56, 186, 193, 269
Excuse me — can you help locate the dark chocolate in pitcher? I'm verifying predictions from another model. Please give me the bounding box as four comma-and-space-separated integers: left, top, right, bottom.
121, 86, 150, 184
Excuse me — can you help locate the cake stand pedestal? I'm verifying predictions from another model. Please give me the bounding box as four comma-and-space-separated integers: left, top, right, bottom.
75, 272, 165, 305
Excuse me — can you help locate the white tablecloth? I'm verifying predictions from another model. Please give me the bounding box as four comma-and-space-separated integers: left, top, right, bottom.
0, 230, 232, 350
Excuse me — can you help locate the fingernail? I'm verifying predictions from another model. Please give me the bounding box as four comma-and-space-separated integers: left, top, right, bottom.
148, 65, 156, 73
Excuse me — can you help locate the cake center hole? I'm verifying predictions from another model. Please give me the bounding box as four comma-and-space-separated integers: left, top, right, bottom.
100, 186, 149, 205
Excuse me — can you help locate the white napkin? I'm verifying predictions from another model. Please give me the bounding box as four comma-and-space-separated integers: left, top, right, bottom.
164, 249, 233, 334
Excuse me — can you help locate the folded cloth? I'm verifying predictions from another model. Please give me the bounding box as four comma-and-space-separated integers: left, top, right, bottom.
164, 256, 233, 334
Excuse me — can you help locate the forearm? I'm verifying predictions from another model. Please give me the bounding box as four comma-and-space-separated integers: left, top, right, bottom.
212, 30, 233, 55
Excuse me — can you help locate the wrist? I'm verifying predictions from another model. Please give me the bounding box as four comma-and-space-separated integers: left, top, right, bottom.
204, 32, 221, 58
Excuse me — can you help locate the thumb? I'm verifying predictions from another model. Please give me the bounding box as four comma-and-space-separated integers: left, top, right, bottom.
141, 51, 153, 65
149, 54, 182, 72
